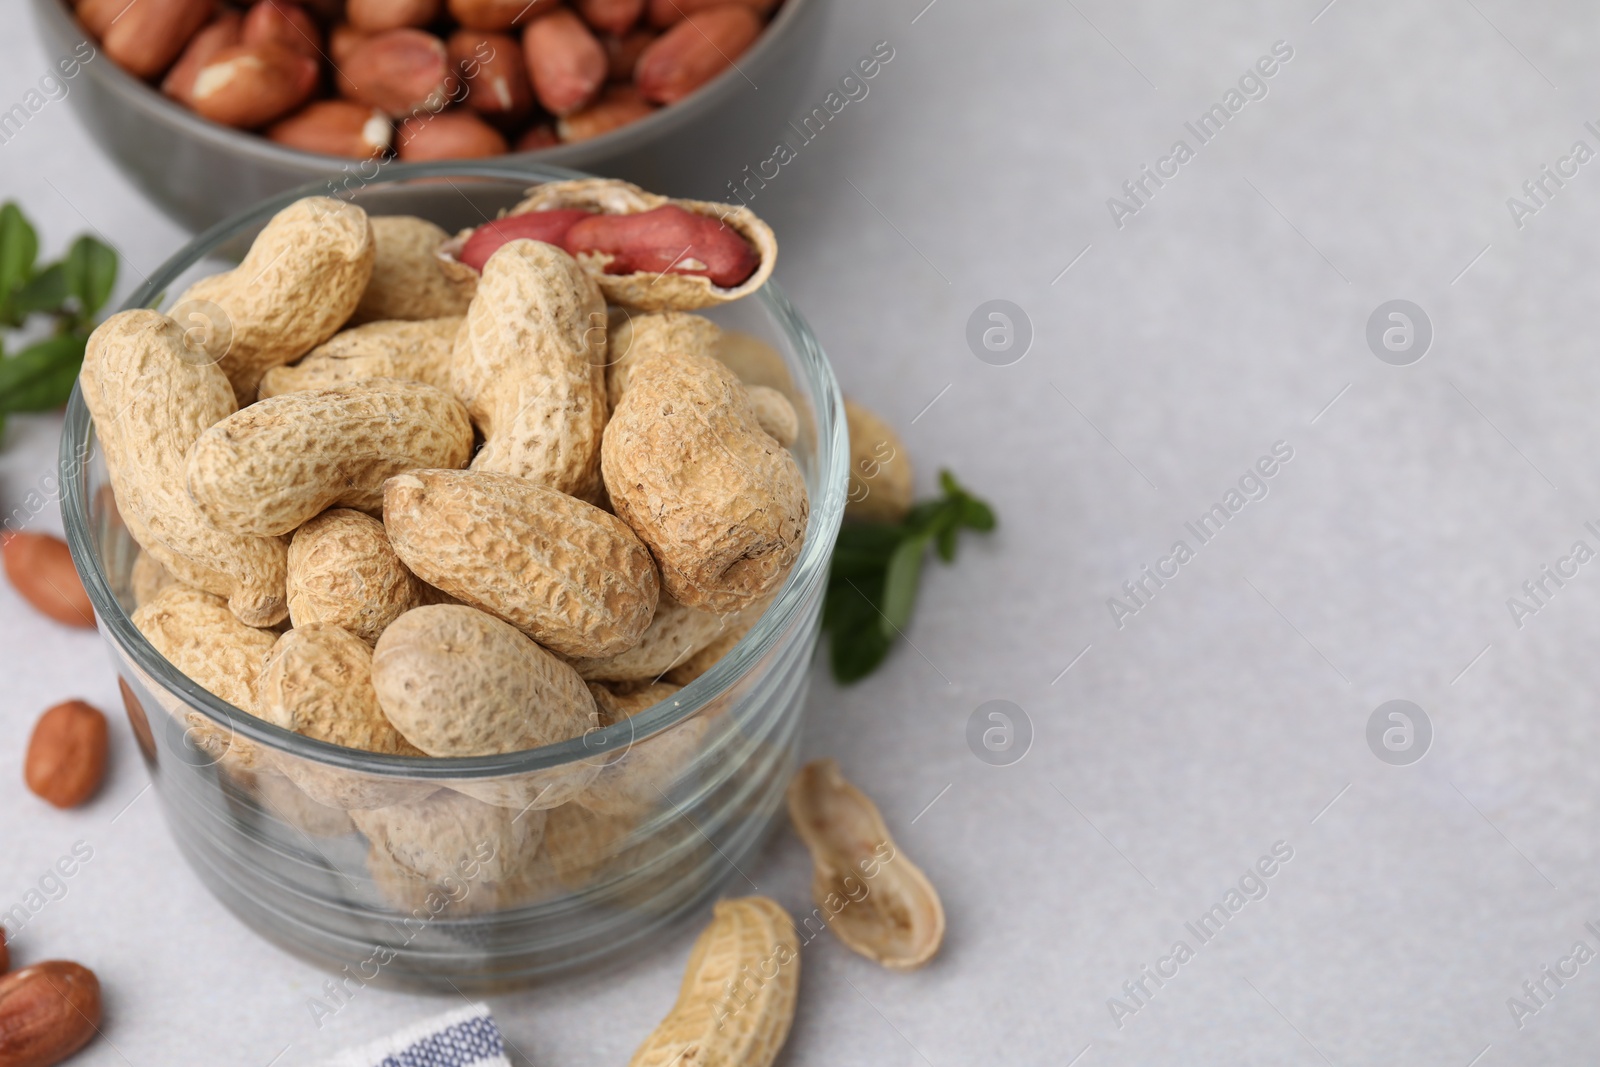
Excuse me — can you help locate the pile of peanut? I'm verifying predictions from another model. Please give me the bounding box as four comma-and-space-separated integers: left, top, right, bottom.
74, 0, 780, 158
78, 178, 802, 808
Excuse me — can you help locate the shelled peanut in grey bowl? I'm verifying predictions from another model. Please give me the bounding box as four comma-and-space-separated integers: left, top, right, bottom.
59, 163, 847, 988
29, 0, 828, 232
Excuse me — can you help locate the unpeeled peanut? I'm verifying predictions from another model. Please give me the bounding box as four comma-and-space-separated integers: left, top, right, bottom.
352, 788, 548, 914
353, 215, 479, 324
383, 469, 659, 658
258, 317, 462, 398
844, 399, 914, 524
175, 196, 375, 402
80, 310, 289, 626
566, 204, 759, 289
628, 897, 799, 1067
185, 378, 474, 537
578, 681, 707, 817
1, 532, 94, 628
260, 624, 428, 808
448, 238, 609, 498
287, 509, 432, 642
603, 309, 721, 406
371, 605, 598, 757
603, 350, 808, 613
568, 594, 734, 682
747, 385, 798, 448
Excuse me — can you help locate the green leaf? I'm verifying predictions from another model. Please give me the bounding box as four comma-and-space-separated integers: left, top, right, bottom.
63, 235, 117, 317
9, 262, 68, 318
822, 467, 998, 683
0, 334, 86, 413
880, 534, 928, 637
0, 203, 40, 326
825, 579, 894, 683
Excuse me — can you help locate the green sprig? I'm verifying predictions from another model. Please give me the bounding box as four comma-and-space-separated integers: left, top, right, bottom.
823, 470, 996, 683
0, 201, 118, 441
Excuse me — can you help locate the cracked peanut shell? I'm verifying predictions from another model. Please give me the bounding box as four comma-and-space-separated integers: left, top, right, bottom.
602, 350, 808, 613
81, 310, 289, 626
449, 238, 609, 499
604, 309, 722, 408
509, 178, 776, 312
384, 469, 659, 659
786, 758, 945, 970
186, 378, 474, 537
628, 897, 799, 1067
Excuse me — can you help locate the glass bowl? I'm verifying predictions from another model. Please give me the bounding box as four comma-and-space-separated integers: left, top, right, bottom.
59, 162, 846, 990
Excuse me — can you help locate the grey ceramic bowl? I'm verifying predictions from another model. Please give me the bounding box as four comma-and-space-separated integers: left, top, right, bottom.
31, 0, 828, 232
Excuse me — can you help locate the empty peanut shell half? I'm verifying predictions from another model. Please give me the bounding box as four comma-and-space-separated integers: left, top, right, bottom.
786, 758, 945, 970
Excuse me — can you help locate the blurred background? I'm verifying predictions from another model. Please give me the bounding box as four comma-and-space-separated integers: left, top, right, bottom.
6, 0, 1600, 1063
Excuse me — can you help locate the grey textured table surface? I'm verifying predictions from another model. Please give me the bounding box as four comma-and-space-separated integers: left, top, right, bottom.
5, 0, 1600, 1063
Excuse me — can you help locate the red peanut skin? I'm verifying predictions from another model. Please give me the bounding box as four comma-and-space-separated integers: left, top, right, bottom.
604, 29, 655, 81
347, 0, 444, 32
268, 100, 390, 157
0, 928, 8, 975
515, 124, 559, 150
457, 210, 594, 270
564, 204, 759, 286
162, 10, 243, 102
577, 0, 644, 37
329, 21, 372, 64
646, 0, 774, 27
101, 0, 217, 80
24, 701, 109, 809
558, 84, 654, 141
634, 5, 761, 105
342, 28, 453, 116
448, 0, 559, 31
449, 30, 533, 116
397, 110, 509, 159
1, 532, 95, 629
522, 9, 607, 116
0, 962, 102, 1067
241, 0, 323, 59
189, 41, 319, 127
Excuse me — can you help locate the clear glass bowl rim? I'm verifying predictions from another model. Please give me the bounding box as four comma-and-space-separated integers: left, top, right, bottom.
59, 160, 847, 782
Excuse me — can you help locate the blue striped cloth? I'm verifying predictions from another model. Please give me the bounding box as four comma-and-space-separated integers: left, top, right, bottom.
321, 1003, 512, 1067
